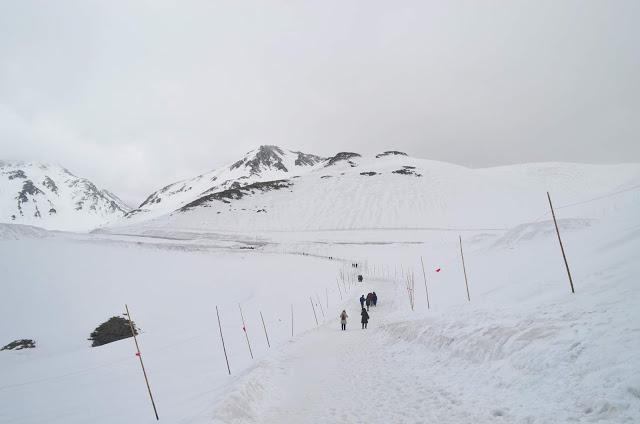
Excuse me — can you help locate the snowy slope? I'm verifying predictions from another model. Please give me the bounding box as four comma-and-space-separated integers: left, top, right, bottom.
0, 185, 639, 423
109, 150, 640, 233
0, 162, 130, 231
123, 145, 325, 223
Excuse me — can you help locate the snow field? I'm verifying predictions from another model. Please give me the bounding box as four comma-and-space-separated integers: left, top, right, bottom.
0, 236, 353, 423
1, 181, 639, 423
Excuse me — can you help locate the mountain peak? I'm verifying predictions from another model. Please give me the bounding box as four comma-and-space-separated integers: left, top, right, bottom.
230, 145, 324, 176
0, 161, 129, 231
231, 145, 287, 175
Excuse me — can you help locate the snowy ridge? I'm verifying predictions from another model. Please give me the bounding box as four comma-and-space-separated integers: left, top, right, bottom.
124, 145, 326, 222
0, 162, 130, 231
109, 152, 640, 233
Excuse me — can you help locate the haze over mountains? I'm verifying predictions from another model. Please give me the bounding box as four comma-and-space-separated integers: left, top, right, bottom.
2, 146, 639, 233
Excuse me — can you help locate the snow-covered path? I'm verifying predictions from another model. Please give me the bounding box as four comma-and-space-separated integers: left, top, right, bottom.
210, 256, 640, 424
212, 278, 490, 424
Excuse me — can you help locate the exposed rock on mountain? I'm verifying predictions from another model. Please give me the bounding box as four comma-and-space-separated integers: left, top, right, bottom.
0, 162, 130, 231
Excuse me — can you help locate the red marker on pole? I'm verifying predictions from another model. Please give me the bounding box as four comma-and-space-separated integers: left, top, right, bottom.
435, 268, 441, 273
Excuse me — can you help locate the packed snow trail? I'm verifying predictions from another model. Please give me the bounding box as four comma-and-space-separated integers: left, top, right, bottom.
210, 264, 640, 424
212, 278, 490, 424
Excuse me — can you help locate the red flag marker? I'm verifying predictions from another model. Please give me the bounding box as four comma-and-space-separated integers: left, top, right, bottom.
242, 325, 246, 332
135, 352, 141, 357
435, 268, 441, 273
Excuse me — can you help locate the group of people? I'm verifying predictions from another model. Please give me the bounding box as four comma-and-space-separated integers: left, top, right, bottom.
339, 291, 379, 331
360, 292, 377, 311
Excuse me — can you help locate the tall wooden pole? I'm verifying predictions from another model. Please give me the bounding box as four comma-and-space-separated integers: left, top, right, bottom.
420, 256, 431, 309
459, 236, 471, 302
238, 304, 254, 359
259, 311, 271, 348
124, 304, 159, 421
547, 192, 576, 294
216, 305, 231, 375
336, 279, 343, 300
310, 297, 319, 326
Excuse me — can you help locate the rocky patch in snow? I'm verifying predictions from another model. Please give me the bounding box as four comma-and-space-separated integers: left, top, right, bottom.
324, 152, 361, 167
180, 180, 293, 211
392, 167, 422, 177
1, 339, 35, 351
88, 316, 137, 348
376, 151, 408, 158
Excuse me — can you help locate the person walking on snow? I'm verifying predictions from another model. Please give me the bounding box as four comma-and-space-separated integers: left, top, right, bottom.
340, 310, 348, 331
359, 295, 365, 308
361, 307, 370, 329
372, 291, 378, 307
365, 293, 372, 311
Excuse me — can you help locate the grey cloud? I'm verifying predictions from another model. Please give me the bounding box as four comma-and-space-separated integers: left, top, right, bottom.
1, 0, 638, 206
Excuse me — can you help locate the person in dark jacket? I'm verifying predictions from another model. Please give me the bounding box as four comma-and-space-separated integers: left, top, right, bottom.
365, 293, 372, 311
361, 307, 369, 329
359, 295, 365, 308
372, 291, 378, 307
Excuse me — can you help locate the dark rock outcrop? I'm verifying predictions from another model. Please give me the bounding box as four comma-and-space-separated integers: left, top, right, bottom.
376, 151, 408, 158
1, 339, 36, 351
89, 316, 138, 347
180, 179, 293, 211
325, 152, 361, 167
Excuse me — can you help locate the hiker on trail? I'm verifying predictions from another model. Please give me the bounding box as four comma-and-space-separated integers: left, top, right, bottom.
360, 295, 365, 308
361, 307, 369, 329
372, 292, 378, 307
340, 310, 348, 331
358, 274, 363, 282
365, 293, 372, 311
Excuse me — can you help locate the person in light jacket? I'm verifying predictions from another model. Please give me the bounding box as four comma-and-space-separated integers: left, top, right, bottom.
340, 310, 348, 331
361, 307, 369, 329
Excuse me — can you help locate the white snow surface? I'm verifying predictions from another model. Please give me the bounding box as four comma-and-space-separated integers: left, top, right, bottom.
0, 161, 130, 231
1, 160, 639, 424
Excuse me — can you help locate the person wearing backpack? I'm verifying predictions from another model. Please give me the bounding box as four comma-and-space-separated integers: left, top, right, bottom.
340, 310, 348, 331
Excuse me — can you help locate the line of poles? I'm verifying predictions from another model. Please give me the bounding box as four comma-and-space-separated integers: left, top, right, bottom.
124, 192, 575, 420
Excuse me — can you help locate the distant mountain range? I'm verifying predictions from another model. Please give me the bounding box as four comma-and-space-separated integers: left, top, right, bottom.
0, 161, 130, 231
2, 146, 639, 233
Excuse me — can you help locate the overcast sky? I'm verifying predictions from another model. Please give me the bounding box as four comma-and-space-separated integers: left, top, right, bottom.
1, 0, 638, 206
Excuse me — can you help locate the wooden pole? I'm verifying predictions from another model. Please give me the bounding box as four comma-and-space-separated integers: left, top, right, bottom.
310, 297, 319, 326
336, 279, 343, 300
547, 192, 576, 293
124, 304, 159, 421
238, 304, 254, 359
216, 305, 231, 375
420, 256, 431, 309
259, 311, 271, 348
459, 236, 471, 302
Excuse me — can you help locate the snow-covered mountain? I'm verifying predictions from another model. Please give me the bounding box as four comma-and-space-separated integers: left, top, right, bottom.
124, 145, 325, 222
109, 147, 640, 233
0, 162, 131, 231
